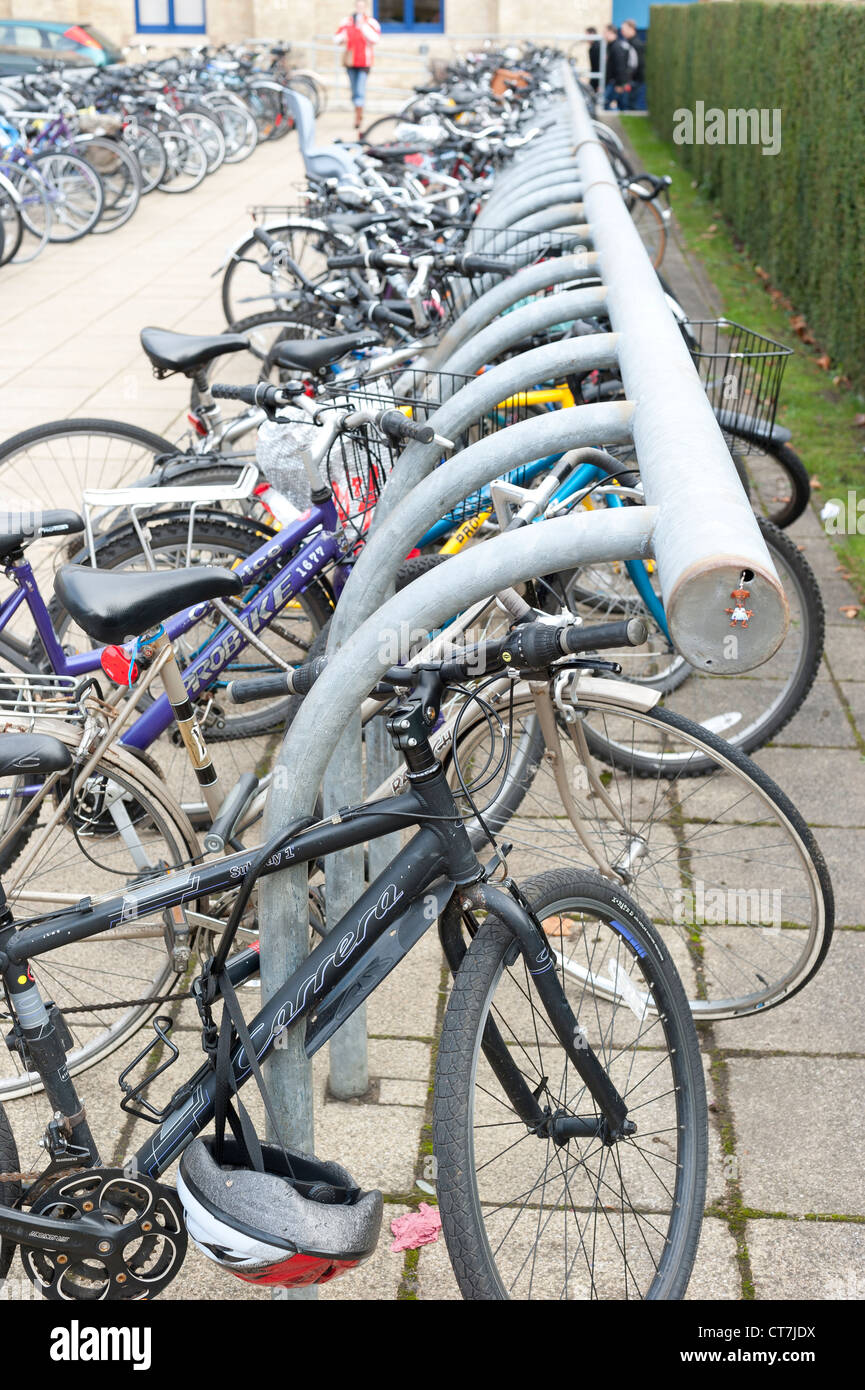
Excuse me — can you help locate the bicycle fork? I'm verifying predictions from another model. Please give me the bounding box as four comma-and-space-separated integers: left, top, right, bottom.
446, 879, 633, 1144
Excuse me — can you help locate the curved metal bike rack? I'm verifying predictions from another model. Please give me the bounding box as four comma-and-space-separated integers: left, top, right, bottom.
258, 62, 791, 1254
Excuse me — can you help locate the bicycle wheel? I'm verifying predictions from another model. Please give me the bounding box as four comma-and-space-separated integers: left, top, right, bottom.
71, 136, 141, 234
0, 419, 178, 614
209, 98, 258, 164
0, 724, 198, 1100
0, 165, 51, 261
730, 438, 811, 529
157, 129, 208, 194
543, 515, 824, 756
0, 177, 22, 265
31, 151, 104, 242
43, 517, 333, 823
445, 691, 833, 1020
179, 111, 226, 174
221, 221, 350, 323
245, 83, 282, 142
0, 1101, 20, 1278
122, 123, 167, 195
434, 869, 707, 1299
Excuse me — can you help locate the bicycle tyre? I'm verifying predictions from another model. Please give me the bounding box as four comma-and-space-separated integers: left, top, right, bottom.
434, 869, 707, 1300
444, 690, 834, 1020
0, 724, 199, 1101
0, 1102, 20, 1279
30, 151, 104, 242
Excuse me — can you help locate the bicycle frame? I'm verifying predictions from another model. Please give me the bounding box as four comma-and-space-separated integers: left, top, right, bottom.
0, 495, 348, 754
0, 720, 629, 1250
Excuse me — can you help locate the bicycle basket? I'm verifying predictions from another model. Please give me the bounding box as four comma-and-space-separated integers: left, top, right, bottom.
683, 319, 792, 440
321, 368, 544, 544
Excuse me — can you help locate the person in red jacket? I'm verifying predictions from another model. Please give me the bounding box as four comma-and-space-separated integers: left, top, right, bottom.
334, 2, 381, 132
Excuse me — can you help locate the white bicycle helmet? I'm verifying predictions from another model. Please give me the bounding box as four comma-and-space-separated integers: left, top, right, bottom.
177, 1136, 383, 1287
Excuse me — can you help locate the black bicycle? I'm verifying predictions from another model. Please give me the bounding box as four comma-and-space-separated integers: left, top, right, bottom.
0, 566, 707, 1300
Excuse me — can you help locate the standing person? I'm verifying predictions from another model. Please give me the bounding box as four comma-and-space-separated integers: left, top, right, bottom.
606, 24, 639, 111
621, 20, 646, 111
334, 1, 381, 134
586, 27, 600, 94
601, 24, 622, 110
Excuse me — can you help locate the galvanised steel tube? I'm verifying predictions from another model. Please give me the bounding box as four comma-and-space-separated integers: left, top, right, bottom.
561, 66, 787, 669
473, 182, 585, 230
442, 287, 608, 378
260, 503, 657, 1118
382, 335, 621, 526
332, 399, 633, 642
411, 250, 599, 375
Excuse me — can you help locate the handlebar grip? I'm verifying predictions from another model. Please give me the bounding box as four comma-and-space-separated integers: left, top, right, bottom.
377, 410, 435, 445
211, 381, 303, 408
226, 655, 328, 704
559, 617, 649, 654
327, 252, 365, 269
370, 303, 415, 329
460, 254, 513, 277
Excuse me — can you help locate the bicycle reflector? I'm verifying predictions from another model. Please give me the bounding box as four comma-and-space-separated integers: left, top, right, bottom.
100, 645, 139, 686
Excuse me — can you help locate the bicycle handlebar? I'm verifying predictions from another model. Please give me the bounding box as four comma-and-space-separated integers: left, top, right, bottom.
211, 381, 305, 408
226, 616, 648, 706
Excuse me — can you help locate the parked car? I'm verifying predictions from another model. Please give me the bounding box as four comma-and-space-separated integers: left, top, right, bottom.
0, 20, 122, 75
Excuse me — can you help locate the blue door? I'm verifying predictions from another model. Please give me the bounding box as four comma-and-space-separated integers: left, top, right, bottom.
612, 0, 694, 31
135, 0, 206, 35
375, 0, 444, 35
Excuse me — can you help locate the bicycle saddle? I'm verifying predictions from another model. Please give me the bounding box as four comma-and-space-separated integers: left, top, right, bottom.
54, 564, 244, 646
0, 510, 84, 562
140, 327, 249, 376
272, 332, 380, 373
0, 733, 72, 778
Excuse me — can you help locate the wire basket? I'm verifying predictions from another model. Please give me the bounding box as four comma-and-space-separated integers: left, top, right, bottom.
321, 368, 541, 544
248, 199, 330, 225
683, 319, 793, 440
0, 673, 85, 723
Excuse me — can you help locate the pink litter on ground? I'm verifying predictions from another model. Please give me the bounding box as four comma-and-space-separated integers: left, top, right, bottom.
389, 1203, 442, 1253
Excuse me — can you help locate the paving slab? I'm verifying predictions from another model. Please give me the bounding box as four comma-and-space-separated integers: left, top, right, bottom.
728, 1056, 865, 1214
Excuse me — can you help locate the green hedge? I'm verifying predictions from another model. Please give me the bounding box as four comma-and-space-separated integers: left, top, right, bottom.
648, 2, 865, 384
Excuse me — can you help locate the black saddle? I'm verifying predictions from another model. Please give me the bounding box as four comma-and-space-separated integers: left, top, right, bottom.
54, 564, 243, 646
0, 510, 84, 562
0, 733, 72, 778
140, 327, 249, 376
272, 332, 380, 373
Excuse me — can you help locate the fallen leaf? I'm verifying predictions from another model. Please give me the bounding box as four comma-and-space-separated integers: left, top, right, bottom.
816, 354, 832, 370
839, 606, 860, 619
543, 917, 577, 939
854, 414, 865, 428
809, 476, 822, 490
754, 265, 770, 281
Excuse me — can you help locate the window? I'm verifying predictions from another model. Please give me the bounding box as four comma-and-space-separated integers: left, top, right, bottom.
1, 24, 43, 49
375, 0, 444, 34
135, 0, 207, 35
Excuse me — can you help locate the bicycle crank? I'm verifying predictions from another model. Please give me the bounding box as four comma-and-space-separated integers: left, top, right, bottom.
17, 1168, 187, 1300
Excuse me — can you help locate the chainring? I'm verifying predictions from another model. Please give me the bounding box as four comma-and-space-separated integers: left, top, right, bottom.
19, 1167, 187, 1301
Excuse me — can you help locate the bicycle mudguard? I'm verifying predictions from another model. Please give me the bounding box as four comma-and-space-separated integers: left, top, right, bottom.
303, 876, 456, 1055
